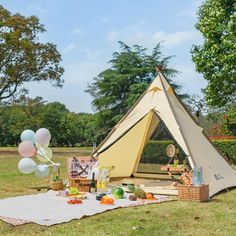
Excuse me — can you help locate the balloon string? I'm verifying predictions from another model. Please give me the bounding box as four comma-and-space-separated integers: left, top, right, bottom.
37, 153, 56, 166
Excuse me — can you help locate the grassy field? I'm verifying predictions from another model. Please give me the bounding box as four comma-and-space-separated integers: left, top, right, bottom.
0, 147, 236, 236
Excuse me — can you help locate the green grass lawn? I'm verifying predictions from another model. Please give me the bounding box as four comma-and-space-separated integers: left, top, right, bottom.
0, 147, 236, 236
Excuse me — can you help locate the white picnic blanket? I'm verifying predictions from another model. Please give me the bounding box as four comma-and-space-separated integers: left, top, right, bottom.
0, 191, 170, 226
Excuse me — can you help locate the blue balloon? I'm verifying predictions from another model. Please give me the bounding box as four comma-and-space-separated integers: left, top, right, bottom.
21, 130, 36, 143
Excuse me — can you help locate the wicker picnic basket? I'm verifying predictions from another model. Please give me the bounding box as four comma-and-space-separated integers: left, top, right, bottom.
178, 184, 209, 202
69, 178, 92, 192
50, 180, 64, 191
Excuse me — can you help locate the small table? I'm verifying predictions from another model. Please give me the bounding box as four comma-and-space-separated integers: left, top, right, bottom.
161, 165, 189, 180
161, 165, 188, 173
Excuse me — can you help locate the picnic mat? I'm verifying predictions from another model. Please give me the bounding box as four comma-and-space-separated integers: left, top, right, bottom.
0, 191, 172, 226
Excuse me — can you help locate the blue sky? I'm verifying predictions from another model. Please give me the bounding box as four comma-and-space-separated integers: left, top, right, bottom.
2, 0, 206, 113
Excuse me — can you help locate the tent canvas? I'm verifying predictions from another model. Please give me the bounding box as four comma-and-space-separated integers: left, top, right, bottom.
91, 72, 236, 197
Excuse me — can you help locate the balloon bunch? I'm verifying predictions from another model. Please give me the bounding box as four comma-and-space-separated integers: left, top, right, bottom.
18, 128, 60, 178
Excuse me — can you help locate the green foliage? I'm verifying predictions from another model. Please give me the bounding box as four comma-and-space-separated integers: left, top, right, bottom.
191, 0, 236, 107
141, 140, 236, 165
222, 106, 236, 135
39, 102, 69, 146
0, 97, 97, 147
0, 6, 64, 101
213, 140, 236, 164
51, 175, 62, 182
87, 41, 187, 132
141, 140, 186, 164
0, 96, 45, 145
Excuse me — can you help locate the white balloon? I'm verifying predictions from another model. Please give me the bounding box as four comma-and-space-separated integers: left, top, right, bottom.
35, 128, 51, 146
34, 164, 49, 178
18, 158, 36, 174
37, 147, 52, 163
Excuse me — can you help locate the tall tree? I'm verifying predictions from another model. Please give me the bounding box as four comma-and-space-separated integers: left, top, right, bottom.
0, 6, 64, 101
87, 41, 186, 132
191, 0, 236, 107
39, 102, 69, 146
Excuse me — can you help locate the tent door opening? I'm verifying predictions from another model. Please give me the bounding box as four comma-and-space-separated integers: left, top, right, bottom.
133, 112, 189, 179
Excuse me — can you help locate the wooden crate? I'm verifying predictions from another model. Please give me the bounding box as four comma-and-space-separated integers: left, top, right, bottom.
178, 184, 209, 202
69, 178, 92, 192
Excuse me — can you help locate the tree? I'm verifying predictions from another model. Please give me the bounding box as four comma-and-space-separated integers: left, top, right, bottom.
0, 97, 99, 146
39, 102, 69, 146
0, 6, 64, 101
87, 41, 187, 132
0, 96, 45, 145
186, 94, 208, 123
222, 105, 236, 136
191, 0, 236, 107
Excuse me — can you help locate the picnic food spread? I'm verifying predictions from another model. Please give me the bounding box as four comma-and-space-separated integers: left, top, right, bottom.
62, 186, 158, 205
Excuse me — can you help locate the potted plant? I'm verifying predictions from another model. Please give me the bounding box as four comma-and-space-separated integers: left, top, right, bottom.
50, 175, 64, 191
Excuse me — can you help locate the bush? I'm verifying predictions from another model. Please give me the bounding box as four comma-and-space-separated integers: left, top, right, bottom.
141, 140, 236, 165
140, 140, 185, 164
212, 140, 236, 164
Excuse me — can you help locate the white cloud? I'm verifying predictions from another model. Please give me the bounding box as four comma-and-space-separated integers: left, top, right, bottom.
106, 24, 201, 49
23, 62, 108, 113
63, 62, 108, 84
83, 49, 101, 61
62, 44, 101, 61
138, 20, 148, 25
74, 28, 84, 36
173, 64, 207, 95
62, 43, 76, 54
150, 30, 201, 48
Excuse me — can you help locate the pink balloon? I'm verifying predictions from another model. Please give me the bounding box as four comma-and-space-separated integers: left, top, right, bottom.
35, 128, 51, 146
18, 141, 36, 158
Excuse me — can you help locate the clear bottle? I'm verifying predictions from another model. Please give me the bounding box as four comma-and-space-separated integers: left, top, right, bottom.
192, 167, 198, 186
192, 167, 203, 186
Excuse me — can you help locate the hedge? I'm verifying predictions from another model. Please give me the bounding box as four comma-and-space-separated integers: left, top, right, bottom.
140, 140, 186, 164
212, 140, 236, 164
140, 140, 236, 165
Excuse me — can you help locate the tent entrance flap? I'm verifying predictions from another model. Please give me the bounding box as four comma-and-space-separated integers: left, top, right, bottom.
98, 112, 156, 177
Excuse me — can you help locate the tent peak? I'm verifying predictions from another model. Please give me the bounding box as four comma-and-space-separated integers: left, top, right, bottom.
155, 65, 166, 74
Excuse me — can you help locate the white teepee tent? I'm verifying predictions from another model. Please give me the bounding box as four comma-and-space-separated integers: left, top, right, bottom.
92, 72, 236, 197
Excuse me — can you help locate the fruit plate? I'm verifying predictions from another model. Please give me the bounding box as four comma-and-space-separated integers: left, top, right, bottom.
99, 202, 115, 205
67, 199, 83, 204
67, 193, 87, 199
